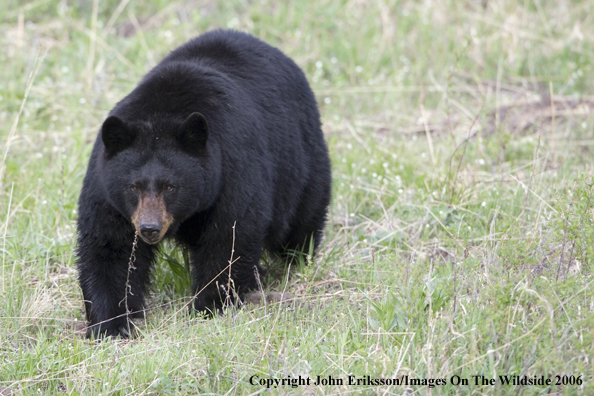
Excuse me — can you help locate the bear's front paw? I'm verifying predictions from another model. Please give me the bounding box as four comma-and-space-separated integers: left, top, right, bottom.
86, 319, 132, 340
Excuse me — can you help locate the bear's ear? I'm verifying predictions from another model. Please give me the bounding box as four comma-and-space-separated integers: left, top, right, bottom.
177, 112, 209, 152
101, 116, 137, 157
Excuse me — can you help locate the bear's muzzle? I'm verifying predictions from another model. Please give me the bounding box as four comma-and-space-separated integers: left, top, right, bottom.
131, 194, 174, 244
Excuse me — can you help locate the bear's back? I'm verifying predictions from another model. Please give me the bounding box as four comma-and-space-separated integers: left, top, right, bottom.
162, 30, 301, 87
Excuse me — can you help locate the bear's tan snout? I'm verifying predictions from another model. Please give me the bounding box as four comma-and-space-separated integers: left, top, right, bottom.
131, 194, 174, 244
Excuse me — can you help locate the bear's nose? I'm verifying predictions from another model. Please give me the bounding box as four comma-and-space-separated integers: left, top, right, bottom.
140, 224, 161, 241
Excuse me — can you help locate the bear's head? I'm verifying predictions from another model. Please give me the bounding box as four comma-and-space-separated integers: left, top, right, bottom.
98, 112, 220, 244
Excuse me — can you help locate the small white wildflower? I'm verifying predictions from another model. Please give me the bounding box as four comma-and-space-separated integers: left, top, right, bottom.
226, 17, 239, 28
347, 143, 353, 149
342, 157, 347, 163
331, 57, 337, 64
481, 202, 486, 207
79, 98, 86, 104
315, 61, 323, 69
355, 65, 363, 73
324, 97, 331, 104
398, 189, 403, 194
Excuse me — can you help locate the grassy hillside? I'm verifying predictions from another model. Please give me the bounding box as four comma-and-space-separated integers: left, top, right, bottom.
0, 0, 593, 394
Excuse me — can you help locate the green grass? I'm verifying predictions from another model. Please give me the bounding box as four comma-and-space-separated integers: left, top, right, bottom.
1, 0, 594, 394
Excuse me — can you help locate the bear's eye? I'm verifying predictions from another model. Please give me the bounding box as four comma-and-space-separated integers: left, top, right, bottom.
130, 185, 137, 192
165, 185, 174, 192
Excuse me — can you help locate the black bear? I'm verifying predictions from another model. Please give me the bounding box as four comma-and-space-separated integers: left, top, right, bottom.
76, 30, 331, 338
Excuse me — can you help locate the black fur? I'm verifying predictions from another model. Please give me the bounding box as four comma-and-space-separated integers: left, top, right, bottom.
76, 30, 332, 338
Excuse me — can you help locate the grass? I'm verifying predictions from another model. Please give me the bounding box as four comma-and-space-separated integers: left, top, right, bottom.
1, 0, 593, 394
